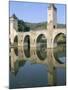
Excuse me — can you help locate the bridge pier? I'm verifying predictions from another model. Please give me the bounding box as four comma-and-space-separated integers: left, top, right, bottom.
10, 48, 17, 72
47, 39, 57, 48
47, 35, 53, 48
18, 47, 24, 60
47, 49, 56, 85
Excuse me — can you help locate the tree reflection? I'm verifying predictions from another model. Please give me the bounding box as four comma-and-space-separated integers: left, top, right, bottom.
36, 34, 47, 60
53, 33, 66, 64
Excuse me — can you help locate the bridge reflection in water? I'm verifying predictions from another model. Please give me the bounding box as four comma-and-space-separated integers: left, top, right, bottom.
9, 44, 66, 88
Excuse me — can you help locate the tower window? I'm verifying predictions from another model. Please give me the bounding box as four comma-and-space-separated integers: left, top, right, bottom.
53, 25, 55, 28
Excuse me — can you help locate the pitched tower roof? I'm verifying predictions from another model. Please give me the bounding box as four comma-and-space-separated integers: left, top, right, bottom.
48, 4, 57, 10
10, 14, 18, 20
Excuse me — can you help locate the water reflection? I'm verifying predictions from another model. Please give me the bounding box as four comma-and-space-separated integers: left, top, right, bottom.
36, 34, 47, 60
53, 44, 66, 64
24, 35, 30, 57
9, 44, 66, 88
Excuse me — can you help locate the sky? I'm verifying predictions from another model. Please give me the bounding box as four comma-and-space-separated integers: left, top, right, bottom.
9, 1, 66, 24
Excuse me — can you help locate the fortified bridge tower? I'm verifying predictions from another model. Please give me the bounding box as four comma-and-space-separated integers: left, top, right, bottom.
47, 4, 57, 48
47, 4, 65, 48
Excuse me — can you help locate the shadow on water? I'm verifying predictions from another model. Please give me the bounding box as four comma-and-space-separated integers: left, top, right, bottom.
36, 34, 47, 60
9, 60, 48, 89
9, 43, 66, 89
14, 60, 26, 75
53, 44, 66, 64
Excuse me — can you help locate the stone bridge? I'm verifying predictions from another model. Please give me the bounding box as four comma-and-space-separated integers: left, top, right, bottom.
9, 4, 66, 86
9, 4, 66, 48
18, 28, 66, 49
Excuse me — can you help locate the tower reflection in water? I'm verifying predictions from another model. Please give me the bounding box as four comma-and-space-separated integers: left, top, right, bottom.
9, 44, 66, 88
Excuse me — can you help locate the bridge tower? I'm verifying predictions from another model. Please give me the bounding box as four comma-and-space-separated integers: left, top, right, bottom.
47, 4, 57, 29
47, 4, 57, 48
9, 14, 18, 44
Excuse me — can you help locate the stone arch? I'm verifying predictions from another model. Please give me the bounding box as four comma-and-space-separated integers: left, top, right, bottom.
23, 35, 30, 58
53, 32, 66, 47
14, 35, 18, 43
14, 35, 18, 56
53, 33, 66, 64
36, 34, 47, 60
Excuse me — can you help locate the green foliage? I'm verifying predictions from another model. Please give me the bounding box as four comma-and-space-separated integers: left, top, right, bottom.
18, 18, 66, 31
56, 34, 66, 43
18, 19, 30, 32
25, 22, 66, 30
24, 26, 30, 32
25, 22, 47, 30
18, 20, 25, 32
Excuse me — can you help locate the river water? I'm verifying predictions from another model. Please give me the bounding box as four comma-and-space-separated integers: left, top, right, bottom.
9, 44, 66, 89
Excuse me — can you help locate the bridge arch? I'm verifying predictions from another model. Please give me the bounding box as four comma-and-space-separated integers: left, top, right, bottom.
14, 35, 18, 43
23, 35, 30, 58
13, 35, 18, 56
53, 32, 66, 47
52, 28, 66, 48
53, 32, 66, 64
36, 34, 47, 60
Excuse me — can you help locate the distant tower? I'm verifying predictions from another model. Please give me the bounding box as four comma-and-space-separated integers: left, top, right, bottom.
10, 14, 18, 32
47, 4, 57, 29
9, 14, 18, 44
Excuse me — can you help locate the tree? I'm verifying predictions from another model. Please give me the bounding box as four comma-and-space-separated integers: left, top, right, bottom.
18, 19, 30, 32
